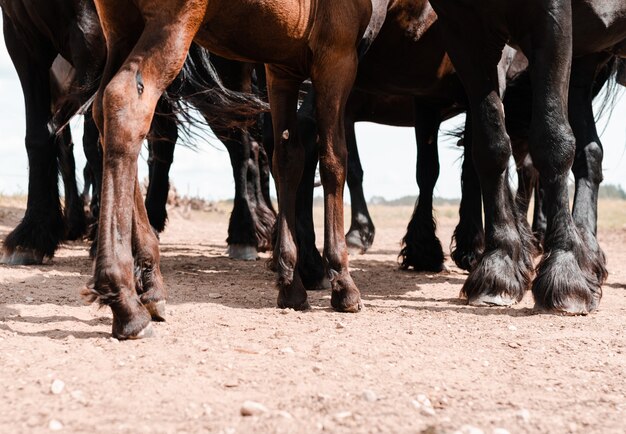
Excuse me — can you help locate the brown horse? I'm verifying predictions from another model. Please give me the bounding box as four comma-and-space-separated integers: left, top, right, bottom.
88, 0, 391, 338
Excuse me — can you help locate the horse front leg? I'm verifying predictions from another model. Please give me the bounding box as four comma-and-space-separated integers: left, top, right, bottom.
1, 21, 62, 265
531, 42, 606, 314
89, 0, 201, 338
400, 101, 444, 272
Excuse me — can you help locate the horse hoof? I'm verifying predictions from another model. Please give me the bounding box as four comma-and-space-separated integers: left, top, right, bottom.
331, 290, 363, 313
0, 248, 45, 265
113, 322, 154, 341
469, 292, 518, 307
532, 302, 590, 316
345, 231, 372, 254
277, 295, 311, 311
227, 244, 258, 261
145, 300, 167, 322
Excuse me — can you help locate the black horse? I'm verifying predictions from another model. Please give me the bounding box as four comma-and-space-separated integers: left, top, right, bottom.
428, 0, 625, 313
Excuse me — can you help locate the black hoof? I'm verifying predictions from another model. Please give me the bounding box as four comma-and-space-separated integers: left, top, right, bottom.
3, 215, 63, 264
462, 249, 533, 306
532, 249, 601, 315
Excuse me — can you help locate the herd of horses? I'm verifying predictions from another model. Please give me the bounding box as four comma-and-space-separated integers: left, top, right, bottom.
1, 0, 625, 339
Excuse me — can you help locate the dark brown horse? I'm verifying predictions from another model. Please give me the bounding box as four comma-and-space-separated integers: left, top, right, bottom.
88, 0, 392, 338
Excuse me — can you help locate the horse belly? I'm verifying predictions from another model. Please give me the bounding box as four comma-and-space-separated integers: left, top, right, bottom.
572, 0, 626, 56
196, 0, 312, 65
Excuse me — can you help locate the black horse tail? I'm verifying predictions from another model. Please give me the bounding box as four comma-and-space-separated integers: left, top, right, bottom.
162, 43, 269, 142
593, 57, 625, 126
50, 42, 269, 138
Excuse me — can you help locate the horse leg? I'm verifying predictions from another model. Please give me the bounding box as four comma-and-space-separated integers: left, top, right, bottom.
450, 114, 484, 271
295, 91, 330, 291
529, 8, 604, 314
89, 0, 200, 338
132, 176, 166, 321
145, 98, 177, 233
1, 20, 61, 265
220, 128, 261, 261
250, 138, 277, 252
82, 109, 102, 222
399, 101, 444, 272
57, 127, 88, 241
569, 54, 609, 285
439, 23, 535, 305
265, 66, 309, 310
311, 50, 362, 312
345, 113, 375, 253
512, 141, 544, 249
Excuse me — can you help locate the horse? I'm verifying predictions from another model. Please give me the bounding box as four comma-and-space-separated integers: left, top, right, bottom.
0, 0, 269, 265
428, 0, 625, 313
0, 0, 106, 265
87, 0, 393, 338
291, 1, 518, 278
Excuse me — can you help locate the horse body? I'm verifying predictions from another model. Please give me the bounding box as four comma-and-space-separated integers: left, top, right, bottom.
89, 0, 382, 338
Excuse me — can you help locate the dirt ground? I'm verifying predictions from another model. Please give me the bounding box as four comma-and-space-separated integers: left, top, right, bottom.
1, 197, 625, 434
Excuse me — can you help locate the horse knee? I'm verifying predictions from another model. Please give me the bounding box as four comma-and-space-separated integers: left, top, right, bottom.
531, 123, 575, 178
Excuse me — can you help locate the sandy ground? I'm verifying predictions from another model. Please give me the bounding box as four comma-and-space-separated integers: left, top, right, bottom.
1, 198, 625, 434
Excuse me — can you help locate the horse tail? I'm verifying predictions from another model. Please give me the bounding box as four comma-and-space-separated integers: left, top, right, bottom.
593, 57, 625, 125
162, 43, 269, 140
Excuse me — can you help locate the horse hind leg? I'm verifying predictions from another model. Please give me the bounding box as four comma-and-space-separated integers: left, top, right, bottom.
57, 127, 88, 241
145, 98, 177, 233
345, 115, 375, 253
399, 101, 445, 272
266, 67, 310, 310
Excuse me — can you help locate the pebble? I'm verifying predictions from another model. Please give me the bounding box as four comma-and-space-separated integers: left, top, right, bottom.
280, 347, 295, 355
275, 411, 293, 419
454, 425, 484, 434
240, 401, 268, 416
336, 321, 346, 329
70, 390, 86, 404
493, 429, 511, 434
362, 389, 377, 402
334, 411, 352, 420
48, 419, 63, 431
412, 394, 436, 416
25, 296, 34, 303
508, 325, 517, 331
50, 380, 65, 395
517, 408, 531, 423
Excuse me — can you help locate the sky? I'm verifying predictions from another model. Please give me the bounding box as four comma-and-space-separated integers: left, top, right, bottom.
0, 24, 624, 201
